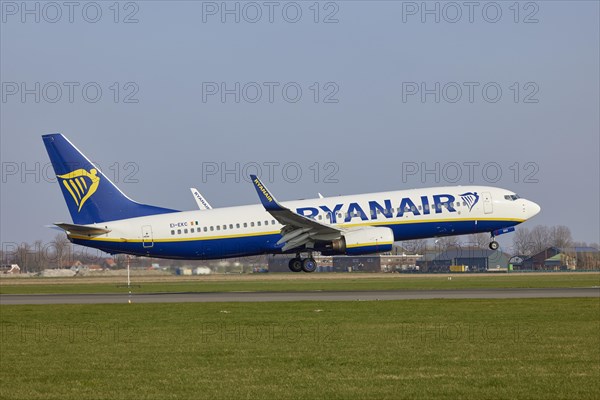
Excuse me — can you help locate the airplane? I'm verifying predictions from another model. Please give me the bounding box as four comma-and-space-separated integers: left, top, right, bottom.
43, 133, 541, 273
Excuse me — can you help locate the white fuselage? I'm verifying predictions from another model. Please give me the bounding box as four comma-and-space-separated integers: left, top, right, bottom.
69, 186, 540, 259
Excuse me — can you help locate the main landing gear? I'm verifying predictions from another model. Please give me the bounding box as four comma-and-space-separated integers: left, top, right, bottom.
288, 253, 318, 273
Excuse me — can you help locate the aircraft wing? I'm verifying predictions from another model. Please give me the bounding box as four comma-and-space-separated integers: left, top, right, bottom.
250, 175, 342, 252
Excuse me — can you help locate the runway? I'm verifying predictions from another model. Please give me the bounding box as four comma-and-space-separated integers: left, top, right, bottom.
1, 287, 598, 305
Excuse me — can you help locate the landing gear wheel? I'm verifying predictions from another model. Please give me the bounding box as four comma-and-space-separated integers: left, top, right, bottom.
288, 258, 303, 272
489, 241, 499, 251
301, 257, 317, 273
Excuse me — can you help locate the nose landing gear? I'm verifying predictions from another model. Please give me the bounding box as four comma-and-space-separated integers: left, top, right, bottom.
489, 233, 499, 250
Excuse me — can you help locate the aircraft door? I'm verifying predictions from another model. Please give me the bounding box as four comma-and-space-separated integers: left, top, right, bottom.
482, 192, 493, 214
142, 225, 154, 248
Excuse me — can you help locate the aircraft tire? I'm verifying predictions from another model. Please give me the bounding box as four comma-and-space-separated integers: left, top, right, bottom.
301, 258, 317, 273
288, 258, 303, 272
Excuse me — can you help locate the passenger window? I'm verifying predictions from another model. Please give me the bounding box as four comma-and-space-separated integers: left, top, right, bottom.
251, 222, 255, 227
171, 230, 175, 235
210, 226, 214, 231
229, 224, 233, 229
190, 228, 194, 233
203, 227, 207, 232
184, 229, 188, 234
264, 220, 268, 225
222, 225, 227, 230
257, 221, 261, 226
244, 223, 248, 228
177, 229, 181, 234
236, 223, 240, 228
272, 220, 276, 225
216, 226, 220, 231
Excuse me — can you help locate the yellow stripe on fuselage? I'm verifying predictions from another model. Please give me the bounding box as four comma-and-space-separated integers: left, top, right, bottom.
347, 241, 394, 248
69, 217, 524, 244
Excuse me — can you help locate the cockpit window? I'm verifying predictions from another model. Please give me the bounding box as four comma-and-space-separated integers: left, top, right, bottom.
504, 194, 521, 201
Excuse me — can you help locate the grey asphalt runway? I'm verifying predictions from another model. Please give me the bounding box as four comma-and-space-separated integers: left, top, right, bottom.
1, 287, 598, 305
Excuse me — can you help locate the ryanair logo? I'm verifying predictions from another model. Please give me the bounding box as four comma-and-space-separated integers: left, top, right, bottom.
253, 178, 273, 202
57, 168, 100, 212
460, 192, 479, 212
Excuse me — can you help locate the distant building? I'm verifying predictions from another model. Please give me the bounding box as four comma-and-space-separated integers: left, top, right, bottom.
417, 247, 510, 272
0, 264, 20, 274
267, 253, 422, 272
193, 267, 211, 275
268, 255, 333, 272
520, 247, 599, 270
333, 256, 381, 272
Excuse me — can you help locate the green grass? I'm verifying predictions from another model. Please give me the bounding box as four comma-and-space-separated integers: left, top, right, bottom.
1, 298, 599, 399
1, 273, 598, 295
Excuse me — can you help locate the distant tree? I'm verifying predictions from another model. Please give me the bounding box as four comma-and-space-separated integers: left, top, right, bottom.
28, 240, 44, 272
401, 239, 428, 255
549, 225, 573, 249
467, 233, 489, 249
528, 225, 551, 254
434, 236, 461, 252
512, 228, 533, 256
52, 234, 72, 269
15, 243, 31, 273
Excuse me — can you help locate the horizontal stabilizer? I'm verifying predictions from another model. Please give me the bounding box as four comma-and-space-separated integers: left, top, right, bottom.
54, 223, 111, 236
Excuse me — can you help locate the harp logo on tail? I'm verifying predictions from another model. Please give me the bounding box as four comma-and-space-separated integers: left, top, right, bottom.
57, 168, 100, 212
460, 192, 479, 212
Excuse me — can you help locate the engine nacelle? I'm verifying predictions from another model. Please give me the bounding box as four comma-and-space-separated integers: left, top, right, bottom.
331, 227, 394, 255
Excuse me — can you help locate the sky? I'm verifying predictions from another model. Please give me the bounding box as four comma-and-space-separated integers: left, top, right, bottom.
1, 1, 599, 251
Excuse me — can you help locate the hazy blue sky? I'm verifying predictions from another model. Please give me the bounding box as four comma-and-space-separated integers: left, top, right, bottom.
1, 1, 599, 250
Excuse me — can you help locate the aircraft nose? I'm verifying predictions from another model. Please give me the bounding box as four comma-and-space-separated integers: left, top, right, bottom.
526, 200, 541, 218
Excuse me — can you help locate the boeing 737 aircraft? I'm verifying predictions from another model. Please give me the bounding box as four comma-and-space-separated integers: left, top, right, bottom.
43, 133, 541, 272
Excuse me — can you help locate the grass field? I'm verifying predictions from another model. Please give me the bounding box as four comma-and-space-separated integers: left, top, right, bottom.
1, 298, 599, 399
1, 273, 599, 295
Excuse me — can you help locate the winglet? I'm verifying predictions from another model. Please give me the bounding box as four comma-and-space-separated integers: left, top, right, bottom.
250, 175, 285, 211
190, 188, 213, 210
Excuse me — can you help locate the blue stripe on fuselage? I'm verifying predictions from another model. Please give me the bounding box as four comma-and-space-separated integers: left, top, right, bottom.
71, 219, 521, 260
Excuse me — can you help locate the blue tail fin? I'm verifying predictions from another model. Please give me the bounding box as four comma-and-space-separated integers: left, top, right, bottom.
43, 133, 178, 224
